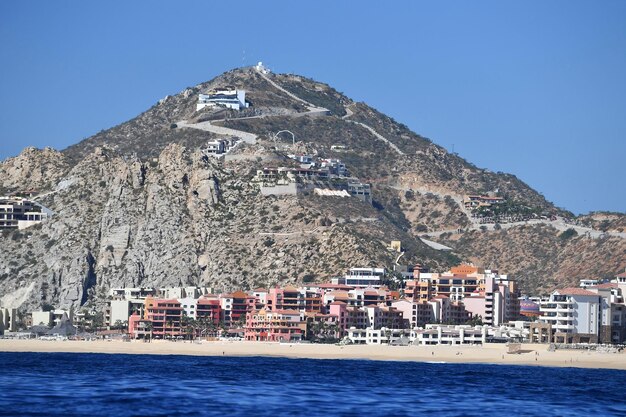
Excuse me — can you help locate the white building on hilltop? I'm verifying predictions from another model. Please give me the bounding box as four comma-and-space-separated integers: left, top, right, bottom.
255, 61, 270, 74
197, 87, 249, 111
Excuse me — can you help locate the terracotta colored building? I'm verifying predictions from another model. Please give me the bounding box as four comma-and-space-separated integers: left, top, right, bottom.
144, 297, 183, 338
245, 309, 303, 342
267, 286, 323, 313
196, 295, 221, 325
221, 290, 255, 325
128, 312, 152, 339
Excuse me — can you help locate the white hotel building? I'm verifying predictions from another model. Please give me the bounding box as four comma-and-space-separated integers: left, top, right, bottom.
538, 287, 601, 343
333, 267, 387, 288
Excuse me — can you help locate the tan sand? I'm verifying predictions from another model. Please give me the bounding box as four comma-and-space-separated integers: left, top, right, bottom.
1, 339, 625, 370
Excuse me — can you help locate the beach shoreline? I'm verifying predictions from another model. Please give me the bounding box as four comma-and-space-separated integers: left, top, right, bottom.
1, 339, 625, 370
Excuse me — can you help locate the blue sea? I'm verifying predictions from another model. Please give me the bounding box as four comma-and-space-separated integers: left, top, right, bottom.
1, 352, 625, 416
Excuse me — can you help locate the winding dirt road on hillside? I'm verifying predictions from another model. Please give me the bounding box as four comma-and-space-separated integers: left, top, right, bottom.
177, 68, 404, 156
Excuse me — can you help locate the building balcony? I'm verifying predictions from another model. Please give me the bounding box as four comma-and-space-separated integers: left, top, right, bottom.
541, 307, 573, 314
544, 301, 573, 307
541, 315, 573, 321
553, 324, 575, 331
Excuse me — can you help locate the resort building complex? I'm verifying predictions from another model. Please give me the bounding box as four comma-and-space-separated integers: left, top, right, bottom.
11, 264, 626, 347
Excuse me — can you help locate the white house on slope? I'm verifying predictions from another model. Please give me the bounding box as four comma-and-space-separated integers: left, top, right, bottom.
197, 87, 249, 111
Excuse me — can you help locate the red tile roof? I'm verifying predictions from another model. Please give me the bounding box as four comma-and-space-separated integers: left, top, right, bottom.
274, 309, 301, 315
556, 287, 598, 296
590, 283, 617, 289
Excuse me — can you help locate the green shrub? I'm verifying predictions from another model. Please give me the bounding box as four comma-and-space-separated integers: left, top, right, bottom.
559, 228, 578, 241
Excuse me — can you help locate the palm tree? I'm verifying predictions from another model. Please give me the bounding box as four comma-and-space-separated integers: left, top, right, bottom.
144, 321, 153, 342
166, 320, 173, 339
384, 328, 392, 345
311, 320, 326, 342
198, 317, 212, 336
325, 323, 340, 342
218, 320, 228, 338
184, 317, 198, 341
197, 317, 215, 339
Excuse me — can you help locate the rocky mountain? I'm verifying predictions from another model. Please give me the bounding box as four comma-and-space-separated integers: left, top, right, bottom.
1, 66, 624, 313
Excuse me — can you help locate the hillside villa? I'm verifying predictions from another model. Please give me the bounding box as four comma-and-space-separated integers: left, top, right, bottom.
0, 196, 50, 230
197, 87, 249, 111
463, 195, 505, 209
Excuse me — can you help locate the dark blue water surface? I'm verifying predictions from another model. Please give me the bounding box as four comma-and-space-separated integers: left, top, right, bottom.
1, 352, 626, 416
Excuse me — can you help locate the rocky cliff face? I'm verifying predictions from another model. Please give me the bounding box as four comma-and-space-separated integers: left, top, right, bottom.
0, 147, 69, 194
1, 66, 624, 312
0, 142, 451, 311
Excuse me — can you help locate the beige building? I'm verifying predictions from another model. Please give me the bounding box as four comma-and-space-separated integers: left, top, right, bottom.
29, 309, 72, 327
390, 241, 402, 252
31, 311, 53, 327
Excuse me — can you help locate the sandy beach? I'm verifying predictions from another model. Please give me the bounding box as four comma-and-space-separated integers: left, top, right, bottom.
1, 339, 625, 370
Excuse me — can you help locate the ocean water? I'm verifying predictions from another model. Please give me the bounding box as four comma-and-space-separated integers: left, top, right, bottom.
1, 352, 625, 416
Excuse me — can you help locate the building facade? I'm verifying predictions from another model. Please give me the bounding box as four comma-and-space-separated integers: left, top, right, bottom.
244, 309, 303, 342
539, 288, 601, 343
197, 88, 248, 111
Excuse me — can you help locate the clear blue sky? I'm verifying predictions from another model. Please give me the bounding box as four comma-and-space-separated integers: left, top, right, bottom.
1, 1, 624, 214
